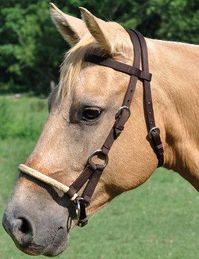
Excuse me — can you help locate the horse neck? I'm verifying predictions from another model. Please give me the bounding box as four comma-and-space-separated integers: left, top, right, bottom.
148, 38, 199, 190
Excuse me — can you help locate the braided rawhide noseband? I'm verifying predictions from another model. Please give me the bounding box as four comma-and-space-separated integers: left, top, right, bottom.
19, 29, 164, 227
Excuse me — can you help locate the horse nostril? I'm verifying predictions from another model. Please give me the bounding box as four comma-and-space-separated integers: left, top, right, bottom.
18, 217, 32, 235
13, 217, 33, 245
3, 212, 34, 246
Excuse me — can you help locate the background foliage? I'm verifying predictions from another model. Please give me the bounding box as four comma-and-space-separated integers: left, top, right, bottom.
0, 0, 199, 95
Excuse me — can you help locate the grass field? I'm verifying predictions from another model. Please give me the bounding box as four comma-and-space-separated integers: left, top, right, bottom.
0, 95, 198, 259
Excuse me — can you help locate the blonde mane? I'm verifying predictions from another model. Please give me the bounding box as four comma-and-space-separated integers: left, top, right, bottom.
58, 24, 133, 100
58, 36, 93, 99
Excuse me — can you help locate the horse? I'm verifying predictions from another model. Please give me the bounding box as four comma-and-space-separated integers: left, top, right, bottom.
2, 3, 199, 257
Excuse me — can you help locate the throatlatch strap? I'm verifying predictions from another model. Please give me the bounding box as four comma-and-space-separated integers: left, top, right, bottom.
130, 29, 164, 166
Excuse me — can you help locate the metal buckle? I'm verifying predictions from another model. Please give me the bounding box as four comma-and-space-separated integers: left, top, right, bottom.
115, 106, 131, 120
75, 197, 88, 227
75, 197, 81, 220
74, 197, 88, 217
88, 149, 109, 170
148, 127, 160, 140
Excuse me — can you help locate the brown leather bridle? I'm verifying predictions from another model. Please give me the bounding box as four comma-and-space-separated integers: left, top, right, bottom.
19, 29, 164, 227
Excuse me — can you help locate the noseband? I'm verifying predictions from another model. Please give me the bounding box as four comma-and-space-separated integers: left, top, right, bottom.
19, 29, 164, 227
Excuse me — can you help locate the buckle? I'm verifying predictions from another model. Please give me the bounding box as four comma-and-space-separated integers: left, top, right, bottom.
88, 149, 109, 170
74, 197, 81, 220
115, 106, 131, 120
148, 127, 160, 140
75, 197, 88, 227
148, 127, 164, 166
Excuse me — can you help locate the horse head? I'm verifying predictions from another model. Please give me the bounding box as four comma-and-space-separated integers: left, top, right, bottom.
3, 3, 164, 256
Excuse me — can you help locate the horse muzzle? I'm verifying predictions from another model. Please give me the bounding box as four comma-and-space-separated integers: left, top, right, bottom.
3, 204, 70, 256
2, 177, 73, 257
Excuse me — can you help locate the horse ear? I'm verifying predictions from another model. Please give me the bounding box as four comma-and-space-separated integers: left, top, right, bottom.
50, 3, 88, 46
79, 7, 112, 53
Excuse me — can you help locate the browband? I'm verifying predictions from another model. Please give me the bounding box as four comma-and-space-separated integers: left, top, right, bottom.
84, 54, 152, 81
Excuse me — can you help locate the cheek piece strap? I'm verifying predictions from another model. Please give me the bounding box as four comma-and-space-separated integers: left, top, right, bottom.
18, 29, 164, 227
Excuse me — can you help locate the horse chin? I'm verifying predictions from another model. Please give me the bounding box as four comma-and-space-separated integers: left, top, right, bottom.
15, 228, 69, 257
43, 227, 69, 256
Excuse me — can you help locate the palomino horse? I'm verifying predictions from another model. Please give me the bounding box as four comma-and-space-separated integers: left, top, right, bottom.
3, 3, 199, 257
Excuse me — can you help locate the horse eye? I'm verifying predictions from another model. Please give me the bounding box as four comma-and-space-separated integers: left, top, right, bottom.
82, 107, 102, 121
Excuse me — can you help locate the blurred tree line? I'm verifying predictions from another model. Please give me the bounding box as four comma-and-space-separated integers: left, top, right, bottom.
0, 0, 198, 95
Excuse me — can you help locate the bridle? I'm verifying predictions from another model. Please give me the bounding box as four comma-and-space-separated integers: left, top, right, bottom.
19, 29, 164, 227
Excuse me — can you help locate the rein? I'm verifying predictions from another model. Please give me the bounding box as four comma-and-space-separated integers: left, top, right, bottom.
19, 29, 164, 227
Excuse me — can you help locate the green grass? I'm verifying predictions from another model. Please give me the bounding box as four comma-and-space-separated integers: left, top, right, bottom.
0, 95, 198, 259
0, 95, 47, 139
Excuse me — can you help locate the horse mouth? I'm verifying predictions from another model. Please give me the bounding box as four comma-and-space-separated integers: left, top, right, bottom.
43, 226, 69, 256
12, 228, 69, 256
15, 242, 45, 256
15, 226, 68, 256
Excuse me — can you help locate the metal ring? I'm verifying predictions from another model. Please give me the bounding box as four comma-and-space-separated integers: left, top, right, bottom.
148, 127, 160, 139
115, 106, 131, 120
88, 149, 109, 170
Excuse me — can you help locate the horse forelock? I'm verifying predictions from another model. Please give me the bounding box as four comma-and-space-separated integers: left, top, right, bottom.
57, 26, 133, 101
